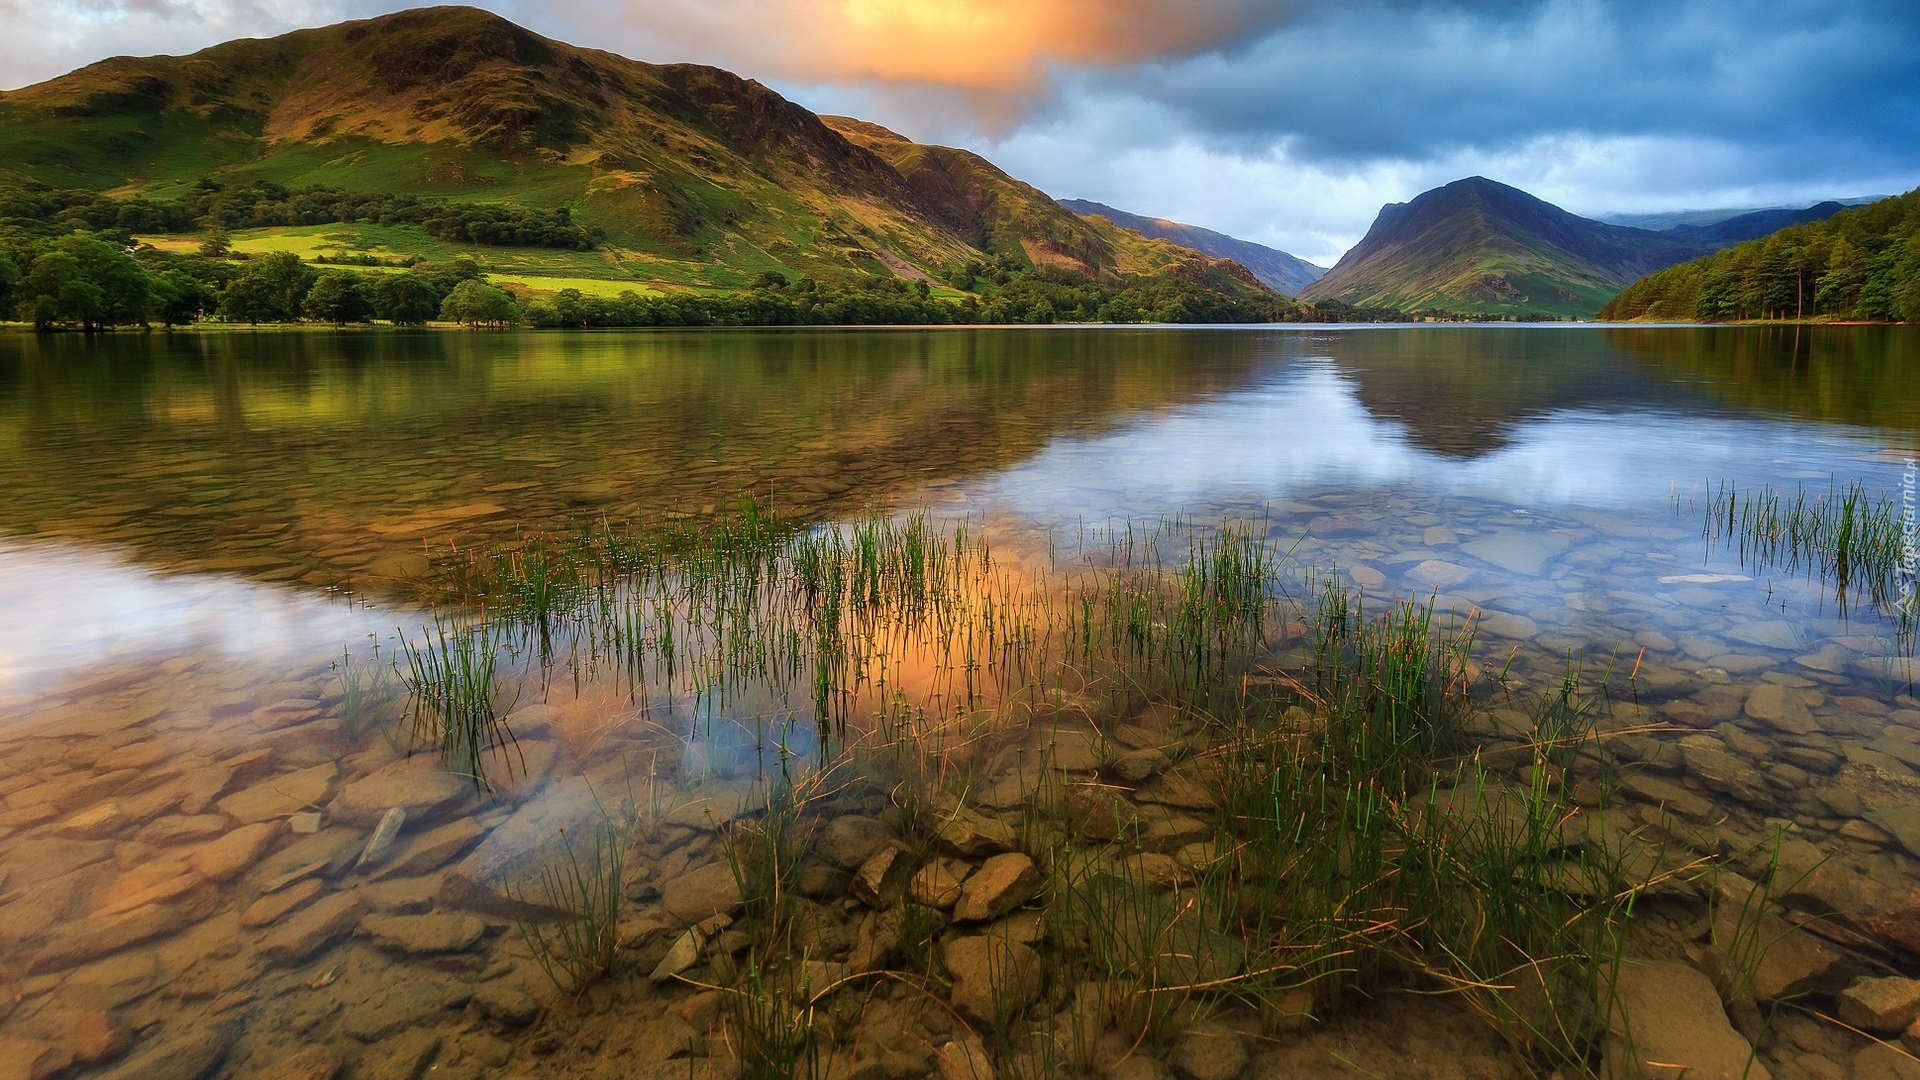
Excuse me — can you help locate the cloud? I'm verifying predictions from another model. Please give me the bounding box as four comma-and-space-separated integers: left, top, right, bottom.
1100, 0, 1920, 167
557, 0, 1269, 91
2, 0, 1913, 264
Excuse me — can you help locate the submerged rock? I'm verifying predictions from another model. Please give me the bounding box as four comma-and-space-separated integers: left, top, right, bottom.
1605, 960, 1770, 1080
186, 821, 278, 882
1838, 976, 1920, 1034
953, 853, 1040, 923
359, 913, 487, 955
440, 776, 607, 914
259, 892, 363, 967
944, 934, 1042, 1024
660, 861, 743, 923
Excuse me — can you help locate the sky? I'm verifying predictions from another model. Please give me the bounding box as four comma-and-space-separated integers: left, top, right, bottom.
3, 0, 1916, 266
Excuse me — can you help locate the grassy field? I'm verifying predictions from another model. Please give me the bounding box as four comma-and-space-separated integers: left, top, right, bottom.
141, 223, 678, 296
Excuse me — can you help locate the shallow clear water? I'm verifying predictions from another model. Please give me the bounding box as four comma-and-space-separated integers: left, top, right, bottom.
2, 324, 1917, 1077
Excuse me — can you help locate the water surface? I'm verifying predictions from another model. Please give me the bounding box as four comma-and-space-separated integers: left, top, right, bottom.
2, 324, 1917, 1077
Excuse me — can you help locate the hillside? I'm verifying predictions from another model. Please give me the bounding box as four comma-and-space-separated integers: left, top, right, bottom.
819, 118, 1271, 301
0, 5, 1271, 300
1599, 188, 1920, 322
1056, 199, 1326, 295
1301, 177, 1849, 318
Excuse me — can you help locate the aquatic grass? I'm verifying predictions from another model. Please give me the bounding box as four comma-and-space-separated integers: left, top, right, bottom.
398, 613, 521, 791
387, 502, 1671, 1072
331, 638, 400, 742
1688, 477, 1917, 620
509, 816, 626, 995
724, 954, 834, 1080
718, 756, 821, 951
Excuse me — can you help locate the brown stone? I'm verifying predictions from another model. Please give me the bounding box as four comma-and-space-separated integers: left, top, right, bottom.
1171, 1024, 1248, 1080
372, 817, 485, 880
217, 764, 337, 824
359, 913, 487, 955
944, 935, 1042, 1024
910, 861, 966, 910
660, 861, 743, 923
816, 815, 892, 870
1605, 960, 1770, 1080
328, 761, 471, 828
187, 822, 279, 882
850, 846, 902, 907
1839, 976, 1920, 1034
240, 878, 325, 928
259, 893, 363, 967
952, 852, 1040, 923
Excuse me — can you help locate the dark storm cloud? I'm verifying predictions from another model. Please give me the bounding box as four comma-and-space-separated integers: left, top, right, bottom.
1103, 0, 1920, 170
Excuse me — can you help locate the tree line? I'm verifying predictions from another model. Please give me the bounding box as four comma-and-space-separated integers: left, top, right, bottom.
0, 229, 523, 330
1599, 188, 1920, 322
0, 179, 600, 250
517, 270, 1396, 328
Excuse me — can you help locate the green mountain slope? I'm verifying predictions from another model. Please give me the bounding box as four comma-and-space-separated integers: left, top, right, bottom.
0, 5, 1269, 298
1055, 199, 1326, 295
1300, 178, 1710, 317
1301, 177, 1853, 318
1598, 188, 1920, 322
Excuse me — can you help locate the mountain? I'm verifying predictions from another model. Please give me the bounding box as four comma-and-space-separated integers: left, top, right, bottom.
1056, 200, 1326, 295
1301, 177, 1849, 318
0, 5, 1272, 300
1599, 187, 1920, 322
1601, 199, 1880, 232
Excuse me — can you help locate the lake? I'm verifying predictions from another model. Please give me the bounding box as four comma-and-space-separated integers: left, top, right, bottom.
1, 324, 1916, 1079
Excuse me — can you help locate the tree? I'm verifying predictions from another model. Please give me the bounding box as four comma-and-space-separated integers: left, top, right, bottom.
198, 222, 232, 259
302, 270, 376, 325
1815, 237, 1871, 315
439, 280, 520, 328
0, 251, 18, 314
150, 269, 210, 327
373, 272, 441, 325
217, 250, 315, 323
50, 234, 153, 328
417, 256, 484, 296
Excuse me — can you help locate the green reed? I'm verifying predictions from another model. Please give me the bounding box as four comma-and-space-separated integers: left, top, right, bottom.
1690, 478, 1914, 618
332, 639, 400, 742
398, 613, 521, 791
509, 817, 626, 994
401, 503, 1662, 1072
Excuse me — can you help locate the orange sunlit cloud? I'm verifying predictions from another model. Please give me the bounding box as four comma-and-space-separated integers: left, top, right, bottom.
578, 0, 1264, 91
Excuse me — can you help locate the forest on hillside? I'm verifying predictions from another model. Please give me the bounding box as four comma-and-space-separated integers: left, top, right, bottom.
1599, 188, 1920, 321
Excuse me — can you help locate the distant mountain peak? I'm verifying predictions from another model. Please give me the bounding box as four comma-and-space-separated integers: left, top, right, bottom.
1057, 198, 1325, 296
1302, 176, 1847, 317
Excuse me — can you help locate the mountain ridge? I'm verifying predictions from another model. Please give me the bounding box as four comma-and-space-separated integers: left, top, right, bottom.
1055, 199, 1326, 295
1301, 177, 1849, 317
0, 5, 1275, 304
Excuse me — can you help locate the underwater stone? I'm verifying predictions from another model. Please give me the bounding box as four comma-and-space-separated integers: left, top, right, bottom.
953, 852, 1039, 923
441, 776, 605, 915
